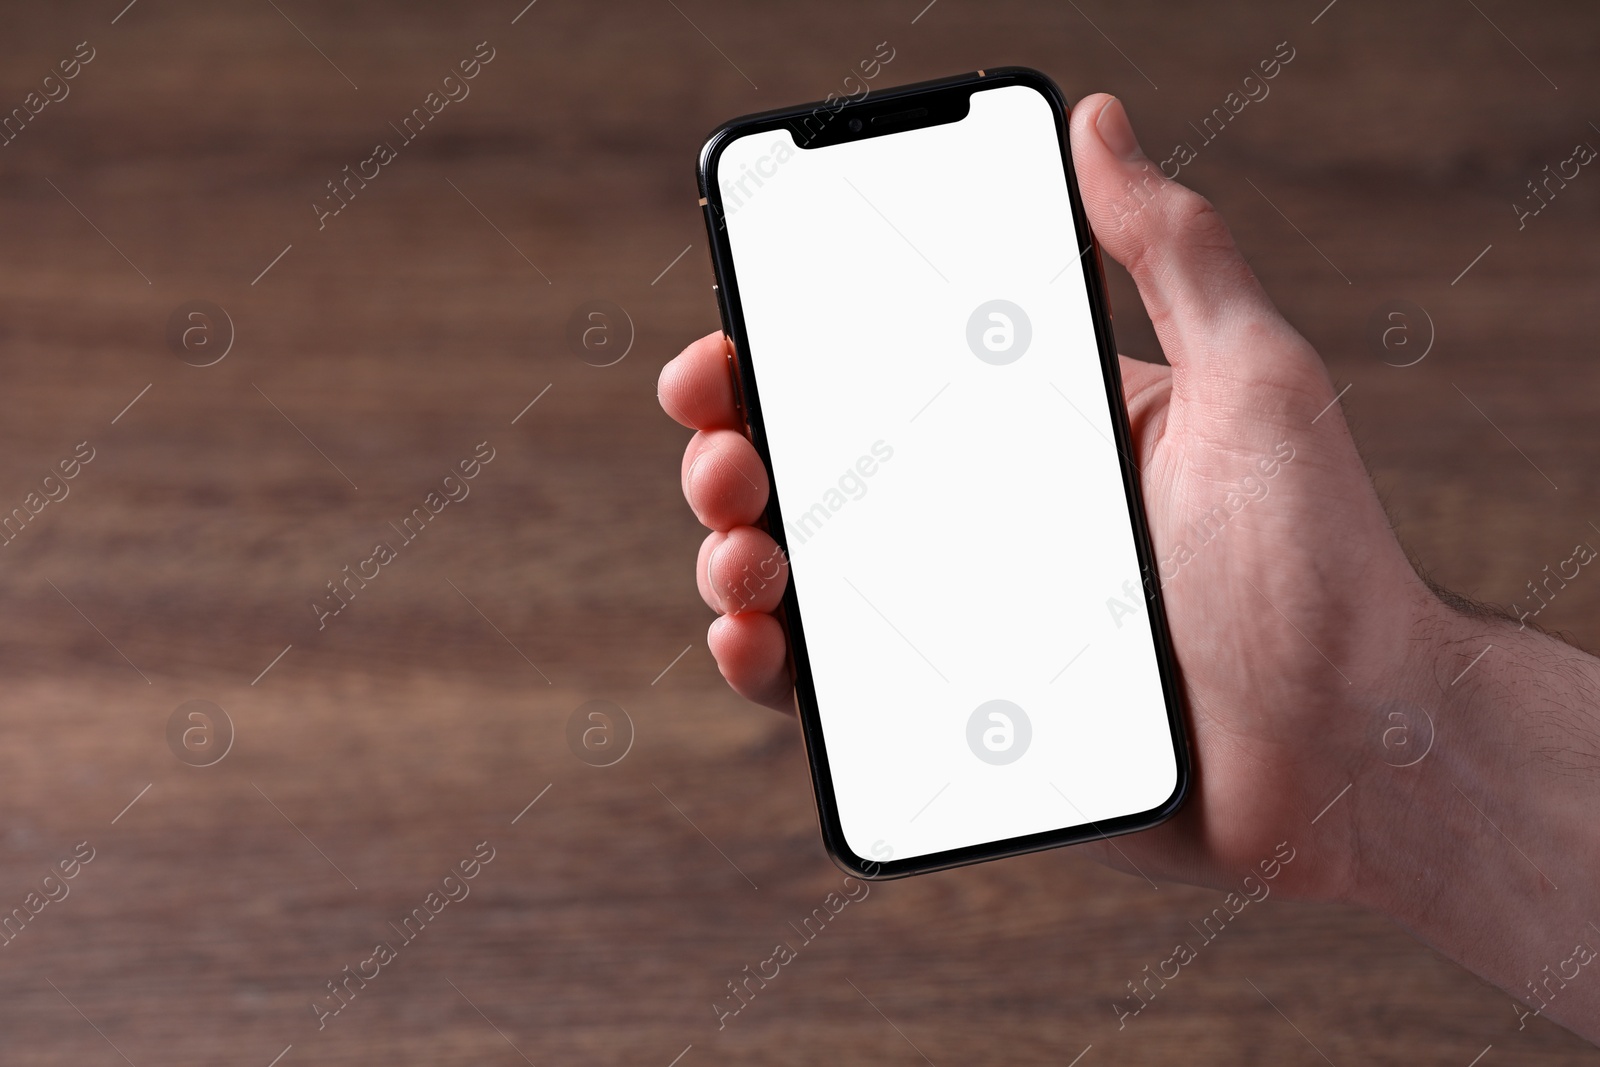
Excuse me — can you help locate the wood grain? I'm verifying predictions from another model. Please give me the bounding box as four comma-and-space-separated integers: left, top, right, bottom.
0, 0, 1597, 1063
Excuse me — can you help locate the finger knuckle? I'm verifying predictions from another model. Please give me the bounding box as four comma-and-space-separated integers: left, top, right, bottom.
1160, 186, 1231, 254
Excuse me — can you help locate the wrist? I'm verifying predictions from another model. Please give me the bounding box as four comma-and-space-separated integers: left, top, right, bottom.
1261, 580, 1469, 906
1341, 601, 1572, 914
1334, 592, 1600, 1037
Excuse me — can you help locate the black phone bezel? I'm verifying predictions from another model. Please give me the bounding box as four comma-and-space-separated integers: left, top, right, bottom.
695, 66, 1192, 880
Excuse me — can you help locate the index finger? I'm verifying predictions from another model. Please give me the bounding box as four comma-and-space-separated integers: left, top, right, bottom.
658, 330, 742, 431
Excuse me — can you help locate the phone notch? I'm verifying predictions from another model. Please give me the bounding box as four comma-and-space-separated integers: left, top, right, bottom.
789, 88, 971, 150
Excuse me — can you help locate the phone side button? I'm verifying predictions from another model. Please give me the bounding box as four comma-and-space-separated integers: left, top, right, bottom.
725, 342, 749, 422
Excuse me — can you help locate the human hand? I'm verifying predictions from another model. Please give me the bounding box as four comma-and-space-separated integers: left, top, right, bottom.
659, 93, 1457, 903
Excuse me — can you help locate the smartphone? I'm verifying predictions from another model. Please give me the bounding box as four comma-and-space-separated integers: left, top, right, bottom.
696, 67, 1189, 879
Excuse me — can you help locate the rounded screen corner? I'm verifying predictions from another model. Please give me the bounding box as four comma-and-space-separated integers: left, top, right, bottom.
821, 827, 899, 881
696, 121, 742, 195
1140, 747, 1193, 831
979, 66, 1070, 112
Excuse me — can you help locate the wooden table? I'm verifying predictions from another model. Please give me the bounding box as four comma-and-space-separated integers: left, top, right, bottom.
1, 0, 1596, 1062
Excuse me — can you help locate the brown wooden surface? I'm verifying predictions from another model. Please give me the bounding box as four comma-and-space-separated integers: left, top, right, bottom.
1, 0, 1598, 1063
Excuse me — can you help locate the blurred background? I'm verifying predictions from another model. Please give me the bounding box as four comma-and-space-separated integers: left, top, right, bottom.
0, 0, 1596, 1063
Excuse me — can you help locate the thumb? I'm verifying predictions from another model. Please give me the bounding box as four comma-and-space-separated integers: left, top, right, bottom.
1069, 93, 1312, 383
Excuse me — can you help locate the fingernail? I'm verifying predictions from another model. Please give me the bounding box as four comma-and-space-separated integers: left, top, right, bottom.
707, 537, 728, 611
1096, 97, 1144, 162
684, 451, 705, 497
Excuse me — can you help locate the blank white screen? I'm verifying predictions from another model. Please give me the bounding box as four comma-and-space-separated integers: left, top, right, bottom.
718, 83, 1177, 863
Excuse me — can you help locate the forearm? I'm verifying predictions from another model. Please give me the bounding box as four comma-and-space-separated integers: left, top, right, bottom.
1344, 602, 1600, 1039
